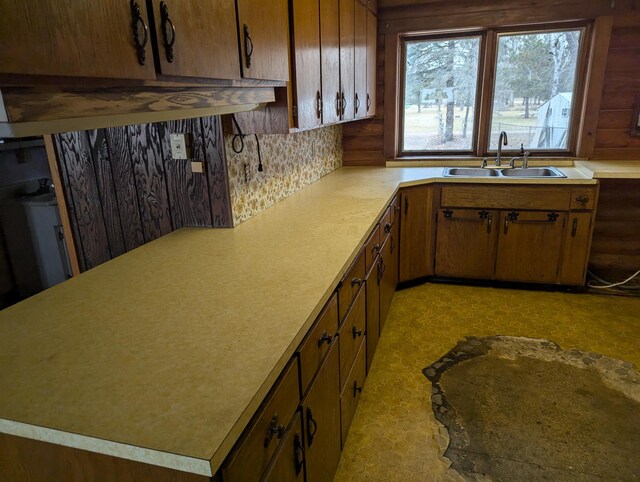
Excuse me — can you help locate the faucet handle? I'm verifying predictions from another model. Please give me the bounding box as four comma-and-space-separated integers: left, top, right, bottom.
480, 158, 488, 168
519, 143, 525, 156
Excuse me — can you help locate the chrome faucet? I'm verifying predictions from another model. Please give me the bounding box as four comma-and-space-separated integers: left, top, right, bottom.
496, 131, 508, 166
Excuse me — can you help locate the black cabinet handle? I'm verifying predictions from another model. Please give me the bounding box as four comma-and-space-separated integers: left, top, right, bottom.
315, 90, 322, 119
372, 243, 380, 255
352, 325, 362, 338
306, 407, 318, 446
294, 433, 305, 475
160, 1, 176, 63
390, 235, 395, 254
243, 24, 254, 68
571, 217, 578, 237
384, 222, 392, 234
404, 196, 409, 216
335, 92, 341, 116
318, 330, 332, 346
353, 380, 363, 397
130, 0, 149, 66
351, 277, 363, 287
575, 195, 589, 204
366, 93, 371, 112
264, 414, 285, 447
341, 91, 346, 116
355, 93, 360, 113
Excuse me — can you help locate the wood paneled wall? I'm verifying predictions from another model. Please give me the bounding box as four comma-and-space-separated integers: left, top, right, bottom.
343, 1, 640, 165
53, 116, 232, 272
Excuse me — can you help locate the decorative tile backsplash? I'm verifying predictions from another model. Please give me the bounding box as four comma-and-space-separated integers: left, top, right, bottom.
225, 125, 343, 225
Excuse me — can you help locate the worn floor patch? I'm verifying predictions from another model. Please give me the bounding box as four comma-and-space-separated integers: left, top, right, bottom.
423, 336, 640, 481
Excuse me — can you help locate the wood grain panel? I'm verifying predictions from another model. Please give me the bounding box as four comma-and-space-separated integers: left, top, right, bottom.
592, 147, 640, 159
603, 72, 640, 91
54, 131, 111, 270
201, 116, 234, 227
161, 119, 213, 229
599, 90, 637, 111
0, 433, 208, 482
589, 179, 640, 278
604, 49, 640, 72
597, 110, 634, 129
104, 127, 146, 252
128, 123, 173, 242
88, 129, 126, 259
0, 0, 156, 80
608, 26, 640, 48
595, 129, 640, 148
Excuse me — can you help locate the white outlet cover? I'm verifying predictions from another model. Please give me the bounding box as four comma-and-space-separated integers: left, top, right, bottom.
170, 133, 188, 159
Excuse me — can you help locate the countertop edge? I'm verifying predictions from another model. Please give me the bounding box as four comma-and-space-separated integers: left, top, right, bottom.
0, 418, 213, 477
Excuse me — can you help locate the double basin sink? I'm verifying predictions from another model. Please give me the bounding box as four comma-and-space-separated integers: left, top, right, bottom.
443, 167, 566, 178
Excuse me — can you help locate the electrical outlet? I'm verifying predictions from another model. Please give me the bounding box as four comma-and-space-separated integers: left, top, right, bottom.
170, 133, 192, 159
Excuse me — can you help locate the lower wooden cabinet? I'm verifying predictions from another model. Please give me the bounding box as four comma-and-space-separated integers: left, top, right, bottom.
262, 412, 305, 482
399, 185, 434, 282
364, 252, 380, 373
340, 340, 367, 446
302, 343, 342, 482
379, 220, 398, 332
435, 208, 498, 279
494, 210, 566, 283
559, 212, 594, 285
338, 286, 366, 391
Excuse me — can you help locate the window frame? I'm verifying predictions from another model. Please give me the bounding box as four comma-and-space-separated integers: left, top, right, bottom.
395, 21, 593, 159
399, 31, 486, 156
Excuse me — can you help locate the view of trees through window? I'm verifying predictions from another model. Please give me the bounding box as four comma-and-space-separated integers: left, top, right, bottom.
402, 28, 583, 154
403, 37, 480, 152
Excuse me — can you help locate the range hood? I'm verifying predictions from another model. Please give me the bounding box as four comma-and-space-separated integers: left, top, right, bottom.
0, 85, 274, 138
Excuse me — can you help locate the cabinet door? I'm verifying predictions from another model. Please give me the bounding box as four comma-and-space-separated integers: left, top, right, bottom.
379, 228, 397, 331
495, 211, 566, 283
292, 0, 323, 129
365, 10, 377, 116
354, 1, 368, 119
320, 0, 342, 124
302, 343, 342, 482
340, 341, 366, 446
435, 208, 498, 279
0, 0, 156, 80
364, 259, 380, 373
339, 0, 355, 121
262, 412, 305, 482
559, 212, 593, 285
237, 0, 290, 81
150, 0, 239, 80
399, 186, 434, 282
338, 287, 366, 391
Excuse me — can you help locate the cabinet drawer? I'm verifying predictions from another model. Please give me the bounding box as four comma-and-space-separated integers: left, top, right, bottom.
298, 294, 339, 397
262, 411, 305, 482
222, 360, 300, 482
389, 194, 399, 225
338, 250, 365, 323
364, 224, 381, 274
380, 205, 393, 242
340, 340, 366, 446
570, 188, 595, 210
441, 185, 571, 211
338, 286, 366, 391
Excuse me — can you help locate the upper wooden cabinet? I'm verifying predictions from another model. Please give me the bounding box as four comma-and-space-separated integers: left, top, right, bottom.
236, 0, 290, 81
339, 0, 356, 121
320, 0, 342, 124
366, 9, 377, 116
150, 0, 239, 80
0, 0, 157, 80
354, 1, 368, 119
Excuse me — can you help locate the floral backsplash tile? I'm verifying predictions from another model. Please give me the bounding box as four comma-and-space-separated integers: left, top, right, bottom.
224, 125, 343, 225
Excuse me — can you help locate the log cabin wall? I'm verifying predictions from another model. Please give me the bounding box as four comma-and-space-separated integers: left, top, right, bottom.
343, 0, 640, 279
52, 116, 232, 272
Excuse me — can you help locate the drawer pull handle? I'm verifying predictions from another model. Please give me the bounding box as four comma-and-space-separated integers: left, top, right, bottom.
575, 195, 589, 204
352, 326, 363, 338
160, 1, 176, 63
384, 222, 392, 234
264, 415, 286, 447
404, 196, 409, 216
294, 433, 305, 475
306, 407, 318, 446
315, 90, 322, 119
366, 93, 371, 112
351, 277, 363, 287
130, 0, 149, 66
571, 217, 578, 237
318, 330, 333, 346
353, 380, 363, 397
390, 235, 395, 254
377, 257, 385, 282
372, 243, 380, 255
243, 24, 254, 68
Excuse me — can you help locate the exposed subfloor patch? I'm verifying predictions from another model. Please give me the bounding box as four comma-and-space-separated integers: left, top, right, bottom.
333, 283, 640, 482
423, 336, 640, 481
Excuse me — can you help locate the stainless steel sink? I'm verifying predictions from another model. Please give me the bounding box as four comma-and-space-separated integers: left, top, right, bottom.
443, 167, 499, 177
498, 167, 566, 178
443, 166, 566, 178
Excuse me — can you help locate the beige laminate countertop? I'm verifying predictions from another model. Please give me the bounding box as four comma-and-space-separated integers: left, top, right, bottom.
574, 160, 640, 179
0, 166, 596, 477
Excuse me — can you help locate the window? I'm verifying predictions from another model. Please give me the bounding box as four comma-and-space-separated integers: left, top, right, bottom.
399, 25, 587, 156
